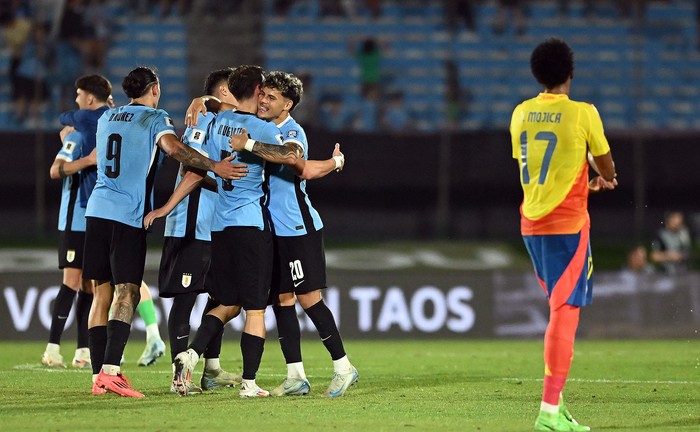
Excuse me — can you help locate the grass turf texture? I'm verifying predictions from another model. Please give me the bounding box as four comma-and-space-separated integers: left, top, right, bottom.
1, 340, 698, 431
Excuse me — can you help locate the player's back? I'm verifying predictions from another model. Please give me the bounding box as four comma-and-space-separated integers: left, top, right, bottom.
87, 105, 175, 228
206, 110, 282, 231
164, 111, 218, 241
268, 115, 322, 236
511, 94, 604, 217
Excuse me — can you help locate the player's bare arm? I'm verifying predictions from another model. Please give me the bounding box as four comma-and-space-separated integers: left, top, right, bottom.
184, 96, 236, 127
158, 133, 247, 180
293, 143, 345, 180
143, 169, 206, 229
587, 150, 617, 192
229, 127, 304, 165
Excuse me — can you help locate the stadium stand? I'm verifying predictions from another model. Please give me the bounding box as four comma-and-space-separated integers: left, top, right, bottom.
0, 0, 698, 131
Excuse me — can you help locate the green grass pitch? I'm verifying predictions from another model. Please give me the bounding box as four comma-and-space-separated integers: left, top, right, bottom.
1, 339, 698, 431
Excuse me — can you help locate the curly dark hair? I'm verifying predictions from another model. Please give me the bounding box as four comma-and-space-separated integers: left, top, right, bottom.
530, 38, 574, 89
227, 65, 264, 101
263, 71, 303, 112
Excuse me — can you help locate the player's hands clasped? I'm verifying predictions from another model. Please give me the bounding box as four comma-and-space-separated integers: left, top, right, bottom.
588, 176, 618, 192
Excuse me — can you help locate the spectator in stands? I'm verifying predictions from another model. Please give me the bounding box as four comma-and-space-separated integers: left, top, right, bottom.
83, 0, 110, 71
354, 36, 382, 99
445, 0, 476, 34
0, 3, 33, 117
493, 0, 526, 36
650, 211, 692, 275
14, 21, 51, 126
625, 245, 655, 274
55, 0, 88, 111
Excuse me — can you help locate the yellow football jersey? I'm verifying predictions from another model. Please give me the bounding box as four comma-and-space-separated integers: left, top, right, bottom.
510, 93, 610, 233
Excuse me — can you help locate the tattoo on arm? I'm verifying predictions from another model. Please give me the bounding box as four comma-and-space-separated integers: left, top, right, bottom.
173, 143, 214, 171
251, 142, 304, 164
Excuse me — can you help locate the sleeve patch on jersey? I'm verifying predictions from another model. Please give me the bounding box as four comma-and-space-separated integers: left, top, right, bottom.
64, 141, 74, 151
165, 117, 174, 127
189, 128, 206, 145
286, 130, 297, 139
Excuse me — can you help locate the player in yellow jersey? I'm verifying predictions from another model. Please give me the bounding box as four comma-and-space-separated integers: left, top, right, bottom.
510, 38, 617, 431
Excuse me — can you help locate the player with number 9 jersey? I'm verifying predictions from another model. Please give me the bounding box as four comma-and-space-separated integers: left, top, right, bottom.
86, 105, 175, 227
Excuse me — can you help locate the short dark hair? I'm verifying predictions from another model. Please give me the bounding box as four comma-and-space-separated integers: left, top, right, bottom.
122, 66, 159, 99
203, 67, 234, 95
530, 38, 574, 89
227, 65, 264, 101
75, 74, 112, 102
263, 71, 303, 112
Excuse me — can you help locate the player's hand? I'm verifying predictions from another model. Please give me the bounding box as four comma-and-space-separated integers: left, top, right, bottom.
229, 128, 249, 152
332, 143, 344, 172
59, 125, 75, 142
143, 208, 166, 229
214, 155, 248, 180
185, 97, 207, 128
588, 176, 617, 192
107, 95, 115, 109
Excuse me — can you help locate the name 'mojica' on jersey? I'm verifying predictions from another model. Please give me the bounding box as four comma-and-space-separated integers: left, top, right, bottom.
527, 111, 562, 123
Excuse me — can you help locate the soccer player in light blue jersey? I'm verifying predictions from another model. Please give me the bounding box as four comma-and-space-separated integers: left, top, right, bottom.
42, 125, 97, 370
84, 66, 246, 398
144, 68, 246, 394
173, 65, 296, 398
58, 75, 168, 369
238, 71, 356, 397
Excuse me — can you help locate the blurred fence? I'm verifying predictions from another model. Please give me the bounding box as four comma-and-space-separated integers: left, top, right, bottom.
2, 129, 700, 243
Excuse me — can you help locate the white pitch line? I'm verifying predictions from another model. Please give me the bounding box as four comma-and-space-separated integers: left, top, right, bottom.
499, 377, 699, 385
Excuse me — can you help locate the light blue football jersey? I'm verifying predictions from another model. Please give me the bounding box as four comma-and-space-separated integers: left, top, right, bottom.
164, 112, 218, 241
267, 116, 323, 236
86, 105, 175, 228
56, 131, 87, 232
204, 110, 283, 232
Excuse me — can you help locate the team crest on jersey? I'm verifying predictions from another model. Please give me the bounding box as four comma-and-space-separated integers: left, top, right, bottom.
165, 117, 174, 127
190, 128, 205, 144
181, 273, 192, 288
66, 250, 75, 263
287, 130, 297, 139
